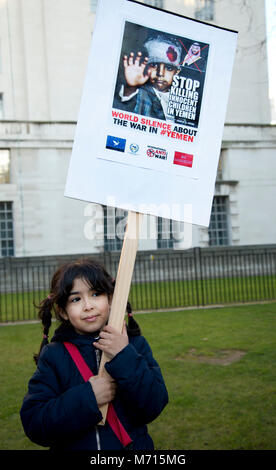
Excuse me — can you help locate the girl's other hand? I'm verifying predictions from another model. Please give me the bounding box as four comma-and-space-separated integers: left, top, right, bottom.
89, 375, 116, 406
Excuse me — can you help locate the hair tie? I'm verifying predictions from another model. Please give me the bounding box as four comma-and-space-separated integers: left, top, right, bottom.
43, 334, 49, 340
47, 294, 53, 300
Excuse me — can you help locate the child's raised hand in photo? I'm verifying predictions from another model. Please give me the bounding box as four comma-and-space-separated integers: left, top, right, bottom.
123, 52, 149, 91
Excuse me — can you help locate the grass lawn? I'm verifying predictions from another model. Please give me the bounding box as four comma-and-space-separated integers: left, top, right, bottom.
0, 302, 275, 450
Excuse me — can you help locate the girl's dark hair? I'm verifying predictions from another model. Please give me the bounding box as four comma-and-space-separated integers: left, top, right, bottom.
34, 257, 140, 363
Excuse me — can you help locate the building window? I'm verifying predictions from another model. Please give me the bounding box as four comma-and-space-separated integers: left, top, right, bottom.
0, 93, 3, 119
195, 0, 214, 21
157, 217, 174, 249
0, 149, 10, 184
103, 205, 127, 251
216, 152, 223, 180
145, 0, 164, 7
90, 0, 164, 12
90, 0, 97, 12
208, 196, 230, 246
0, 201, 14, 256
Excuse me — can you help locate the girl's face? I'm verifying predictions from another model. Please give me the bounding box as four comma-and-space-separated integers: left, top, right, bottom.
60, 277, 111, 335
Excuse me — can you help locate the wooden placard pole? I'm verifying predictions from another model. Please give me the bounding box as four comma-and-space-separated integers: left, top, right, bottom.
98, 210, 142, 425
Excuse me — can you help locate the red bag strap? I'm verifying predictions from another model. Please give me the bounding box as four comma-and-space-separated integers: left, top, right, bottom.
63, 342, 132, 448
64, 342, 93, 381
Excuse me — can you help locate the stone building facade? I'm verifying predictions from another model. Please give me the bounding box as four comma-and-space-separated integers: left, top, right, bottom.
0, 0, 275, 257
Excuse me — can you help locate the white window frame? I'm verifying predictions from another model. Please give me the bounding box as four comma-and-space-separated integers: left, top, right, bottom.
0, 201, 14, 257
157, 217, 174, 249
103, 205, 128, 251
90, 0, 97, 12
145, 0, 164, 8
195, 0, 214, 21
208, 195, 230, 246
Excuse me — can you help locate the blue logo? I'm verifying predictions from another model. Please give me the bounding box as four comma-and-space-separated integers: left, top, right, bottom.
106, 135, 126, 152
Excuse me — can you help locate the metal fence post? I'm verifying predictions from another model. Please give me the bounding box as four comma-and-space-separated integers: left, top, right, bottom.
194, 247, 204, 306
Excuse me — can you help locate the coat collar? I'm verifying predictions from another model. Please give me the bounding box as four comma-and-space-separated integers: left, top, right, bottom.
51, 322, 100, 347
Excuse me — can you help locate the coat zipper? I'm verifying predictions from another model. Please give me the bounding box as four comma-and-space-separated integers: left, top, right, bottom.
95, 425, 101, 451
94, 344, 102, 451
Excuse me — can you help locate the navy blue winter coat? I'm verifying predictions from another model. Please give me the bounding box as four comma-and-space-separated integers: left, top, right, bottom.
20, 323, 168, 450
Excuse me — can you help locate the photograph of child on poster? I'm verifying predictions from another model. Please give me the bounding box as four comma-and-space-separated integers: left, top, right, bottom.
113, 21, 209, 128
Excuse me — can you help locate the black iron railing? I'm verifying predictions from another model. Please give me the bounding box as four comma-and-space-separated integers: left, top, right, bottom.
0, 245, 275, 322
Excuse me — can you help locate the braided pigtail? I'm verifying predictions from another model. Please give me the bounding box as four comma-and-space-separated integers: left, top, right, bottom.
126, 301, 141, 336
33, 295, 53, 364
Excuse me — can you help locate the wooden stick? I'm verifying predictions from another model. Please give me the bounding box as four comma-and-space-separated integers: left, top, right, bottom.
97, 210, 142, 425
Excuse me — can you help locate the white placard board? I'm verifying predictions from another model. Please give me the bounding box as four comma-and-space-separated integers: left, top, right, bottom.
64, 0, 237, 226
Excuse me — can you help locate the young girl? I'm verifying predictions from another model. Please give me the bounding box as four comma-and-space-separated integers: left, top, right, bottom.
20, 258, 168, 450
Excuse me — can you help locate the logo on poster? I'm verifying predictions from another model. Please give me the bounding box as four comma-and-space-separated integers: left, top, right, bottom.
106, 135, 126, 152
147, 146, 168, 160
129, 143, 139, 154
173, 151, 193, 167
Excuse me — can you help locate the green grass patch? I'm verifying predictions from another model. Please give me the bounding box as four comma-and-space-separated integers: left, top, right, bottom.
0, 302, 276, 449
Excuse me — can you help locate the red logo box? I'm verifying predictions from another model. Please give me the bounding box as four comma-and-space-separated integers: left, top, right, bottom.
173, 152, 193, 168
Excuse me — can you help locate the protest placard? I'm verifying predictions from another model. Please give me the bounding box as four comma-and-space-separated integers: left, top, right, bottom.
65, 0, 237, 226
64, 0, 237, 422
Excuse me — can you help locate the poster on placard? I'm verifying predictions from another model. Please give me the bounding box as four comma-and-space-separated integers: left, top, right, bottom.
64, 0, 237, 226
109, 20, 209, 177
113, 21, 208, 127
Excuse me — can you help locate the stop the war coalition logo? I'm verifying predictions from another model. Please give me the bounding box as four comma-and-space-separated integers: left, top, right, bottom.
147, 146, 168, 160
